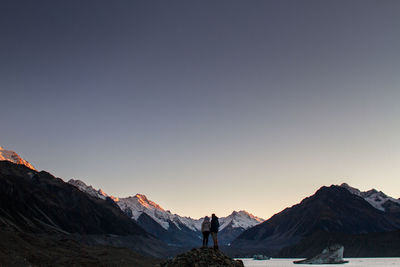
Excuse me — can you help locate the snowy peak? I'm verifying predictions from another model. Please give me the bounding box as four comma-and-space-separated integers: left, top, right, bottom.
69, 180, 195, 230
134, 194, 165, 211
68, 179, 119, 201
340, 183, 400, 212
0, 146, 36, 170
117, 194, 202, 231
340, 183, 361, 196
68, 179, 107, 200
67, 178, 264, 233
220, 210, 264, 230
67, 179, 172, 229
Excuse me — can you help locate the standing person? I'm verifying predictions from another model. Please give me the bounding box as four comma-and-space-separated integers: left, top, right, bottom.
210, 213, 219, 250
201, 216, 211, 247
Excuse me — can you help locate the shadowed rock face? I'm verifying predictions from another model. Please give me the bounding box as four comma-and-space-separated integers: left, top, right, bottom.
277, 229, 400, 258
0, 161, 169, 258
294, 244, 348, 264
0, 161, 146, 235
0, 229, 162, 267
136, 212, 202, 247
160, 248, 244, 267
231, 185, 400, 256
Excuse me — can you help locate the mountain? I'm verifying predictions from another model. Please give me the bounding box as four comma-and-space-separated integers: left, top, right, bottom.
0, 228, 162, 266
68, 179, 119, 201
0, 146, 36, 170
340, 183, 400, 213
230, 185, 400, 257
68, 179, 264, 246
0, 161, 168, 259
218, 210, 264, 245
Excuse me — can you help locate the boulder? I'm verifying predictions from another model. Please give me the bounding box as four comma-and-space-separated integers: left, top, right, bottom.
294, 244, 349, 264
160, 248, 244, 267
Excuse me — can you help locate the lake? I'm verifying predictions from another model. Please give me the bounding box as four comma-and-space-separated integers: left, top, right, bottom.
240, 258, 400, 267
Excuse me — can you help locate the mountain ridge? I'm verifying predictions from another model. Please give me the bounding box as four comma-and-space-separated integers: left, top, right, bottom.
340, 183, 400, 212
68, 178, 264, 231
0, 160, 169, 258
68, 178, 264, 246
229, 185, 400, 257
0, 146, 36, 170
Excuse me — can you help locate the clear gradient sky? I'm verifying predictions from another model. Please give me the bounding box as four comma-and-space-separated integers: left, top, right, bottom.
1, 0, 400, 219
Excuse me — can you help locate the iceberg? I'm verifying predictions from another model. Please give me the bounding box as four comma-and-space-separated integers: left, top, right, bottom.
294, 244, 349, 264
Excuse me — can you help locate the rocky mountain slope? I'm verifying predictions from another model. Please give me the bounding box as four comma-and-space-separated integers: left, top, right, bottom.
68, 179, 264, 247
0, 161, 168, 258
0, 146, 36, 170
277, 229, 400, 258
230, 185, 400, 257
340, 183, 400, 212
0, 229, 161, 267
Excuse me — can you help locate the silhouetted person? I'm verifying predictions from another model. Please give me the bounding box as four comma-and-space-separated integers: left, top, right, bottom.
210, 213, 219, 250
201, 216, 211, 247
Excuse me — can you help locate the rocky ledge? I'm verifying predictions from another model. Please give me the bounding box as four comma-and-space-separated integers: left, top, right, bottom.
160, 248, 244, 267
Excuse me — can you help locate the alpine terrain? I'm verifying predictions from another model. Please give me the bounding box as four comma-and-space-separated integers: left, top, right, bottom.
230, 184, 400, 257
0, 159, 169, 266
68, 179, 264, 247
0, 146, 36, 170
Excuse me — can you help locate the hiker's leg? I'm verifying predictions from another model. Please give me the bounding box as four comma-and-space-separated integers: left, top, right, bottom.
211, 232, 217, 248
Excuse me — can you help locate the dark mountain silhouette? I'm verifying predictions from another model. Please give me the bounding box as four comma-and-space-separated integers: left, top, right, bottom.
0, 161, 146, 235
0, 229, 161, 266
136, 212, 201, 247
230, 185, 400, 257
278, 229, 400, 258
0, 160, 168, 259
68, 179, 263, 247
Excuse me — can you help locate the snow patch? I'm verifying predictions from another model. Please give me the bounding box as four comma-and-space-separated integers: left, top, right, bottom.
340, 183, 400, 212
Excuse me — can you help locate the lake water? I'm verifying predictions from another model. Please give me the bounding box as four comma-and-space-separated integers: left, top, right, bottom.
240, 258, 400, 267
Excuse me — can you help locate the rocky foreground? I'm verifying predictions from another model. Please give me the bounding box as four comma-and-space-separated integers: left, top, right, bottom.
160, 247, 244, 267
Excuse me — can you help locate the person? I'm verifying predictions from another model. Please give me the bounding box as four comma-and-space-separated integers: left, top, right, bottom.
210, 213, 219, 250
201, 216, 211, 247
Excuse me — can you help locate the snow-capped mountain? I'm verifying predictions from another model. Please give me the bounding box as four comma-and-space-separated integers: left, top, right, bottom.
68, 179, 108, 200
219, 210, 264, 230
68, 179, 263, 232
218, 210, 265, 245
232, 185, 400, 257
117, 194, 203, 231
67, 179, 264, 246
68, 179, 120, 202
340, 183, 400, 212
67, 179, 198, 231
0, 146, 36, 170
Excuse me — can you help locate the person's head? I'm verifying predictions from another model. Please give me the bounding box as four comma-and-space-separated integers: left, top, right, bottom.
212, 213, 216, 218
204, 216, 209, 222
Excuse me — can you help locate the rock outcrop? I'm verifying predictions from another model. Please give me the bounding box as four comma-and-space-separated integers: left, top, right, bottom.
293, 244, 348, 264
160, 248, 244, 267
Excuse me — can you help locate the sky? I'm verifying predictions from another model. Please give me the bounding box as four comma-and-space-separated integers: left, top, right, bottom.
1, 0, 400, 219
